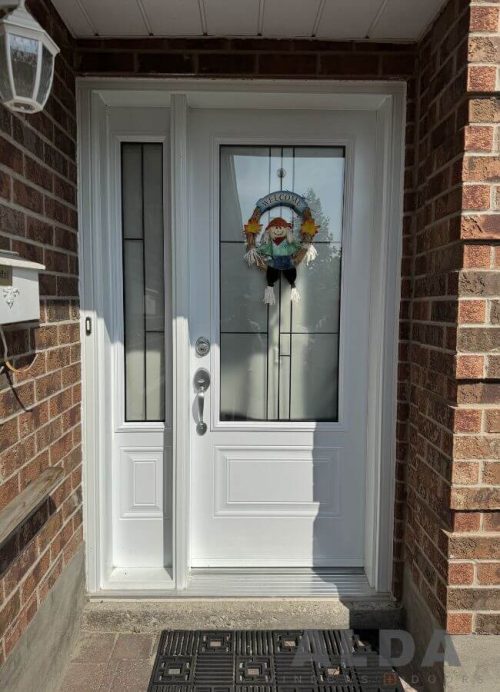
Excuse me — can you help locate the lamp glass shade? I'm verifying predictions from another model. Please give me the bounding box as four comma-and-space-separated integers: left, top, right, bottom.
9, 33, 39, 98
0, 3, 59, 113
36, 44, 53, 105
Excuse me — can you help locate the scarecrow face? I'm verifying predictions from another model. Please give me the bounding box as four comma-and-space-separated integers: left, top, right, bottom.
267, 217, 291, 242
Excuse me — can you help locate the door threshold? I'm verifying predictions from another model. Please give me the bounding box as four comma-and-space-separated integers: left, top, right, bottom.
95, 567, 383, 599
186, 567, 378, 598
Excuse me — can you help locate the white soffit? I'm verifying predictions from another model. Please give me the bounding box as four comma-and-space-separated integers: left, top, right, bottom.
141, 0, 203, 36
52, 0, 449, 41
263, 0, 323, 38
371, 0, 447, 40
204, 0, 261, 36
316, 0, 382, 40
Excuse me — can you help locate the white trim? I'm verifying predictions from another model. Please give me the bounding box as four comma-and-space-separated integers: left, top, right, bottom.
78, 78, 405, 595
170, 94, 191, 590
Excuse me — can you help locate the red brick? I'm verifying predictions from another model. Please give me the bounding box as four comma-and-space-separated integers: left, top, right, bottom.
475, 613, 500, 635
77, 51, 135, 73
467, 65, 497, 91
454, 435, 500, 459
449, 533, 500, 559
486, 355, 500, 378
468, 36, 500, 63
457, 382, 500, 404
476, 563, 500, 585
485, 410, 500, 433
463, 155, 500, 182
463, 244, 491, 268
457, 327, 500, 352
454, 409, 482, 433
483, 512, 500, 532
259, 53, 317, 76
451, 487, 500, 510
470, 6, 500, 32
137, 52, 195, 75
458, 299, 486, 323
483, 462, 500, 485
462, 185, 491, 210
24, 157, 53, 192
63, 524, 83, 564
452, 512, 481, 533
459, 270, 500, 297
0, 592, 20, 638
13, 180, 43, 214
0, 474, 20, 512
319, 53, 379, 76
469, 98, 500, 124
452, 461, 480, 484
461, 214, 500, 239
446, 612, 473, 634
456, 354, 484, 378
448, 562, 474, 585
0, 170, 10, 200
0, 136, 23, 173
464, 125, 494, 152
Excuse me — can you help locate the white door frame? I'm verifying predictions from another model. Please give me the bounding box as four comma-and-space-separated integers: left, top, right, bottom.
77, 78, 405, 596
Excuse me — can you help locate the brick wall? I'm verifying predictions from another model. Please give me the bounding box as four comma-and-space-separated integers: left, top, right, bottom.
448, 0, 500, 635
0, 0, 496, 669
0, 0, 81, 663
405, 0, 500, 636
74, 36, 417, 79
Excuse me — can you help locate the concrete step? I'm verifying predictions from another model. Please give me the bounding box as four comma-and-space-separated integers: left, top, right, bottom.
82, 597, 403, 633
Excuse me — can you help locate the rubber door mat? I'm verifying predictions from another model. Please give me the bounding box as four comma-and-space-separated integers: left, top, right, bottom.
148, 629, 404, 691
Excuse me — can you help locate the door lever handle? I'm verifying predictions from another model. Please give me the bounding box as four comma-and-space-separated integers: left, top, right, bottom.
194, 368, 210, 435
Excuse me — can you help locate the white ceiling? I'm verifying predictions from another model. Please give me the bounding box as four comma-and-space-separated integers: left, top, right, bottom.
52, 0, 447, 41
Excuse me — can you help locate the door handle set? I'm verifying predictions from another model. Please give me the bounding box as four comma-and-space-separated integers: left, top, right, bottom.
194, 368, 210, 435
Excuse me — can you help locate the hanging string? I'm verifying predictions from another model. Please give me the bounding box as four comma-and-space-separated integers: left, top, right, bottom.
0, 324, 38, 374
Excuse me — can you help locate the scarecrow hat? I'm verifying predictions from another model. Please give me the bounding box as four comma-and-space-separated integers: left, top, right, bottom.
265, 216, 292, 231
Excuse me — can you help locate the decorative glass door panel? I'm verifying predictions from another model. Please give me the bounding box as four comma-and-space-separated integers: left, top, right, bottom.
121, 142, 165, 422
220, 145, 345, 422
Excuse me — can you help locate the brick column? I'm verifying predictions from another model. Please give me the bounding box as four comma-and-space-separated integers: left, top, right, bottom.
405, 0, 500, 637
446, 0, 500, 635
0, 0, 82, 664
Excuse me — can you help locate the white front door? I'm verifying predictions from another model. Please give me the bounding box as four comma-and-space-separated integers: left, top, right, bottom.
188, 108, 376, 568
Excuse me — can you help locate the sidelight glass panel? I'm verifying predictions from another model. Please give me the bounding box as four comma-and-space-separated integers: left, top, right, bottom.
219, 145, 344, 422
121, 143, 165, 422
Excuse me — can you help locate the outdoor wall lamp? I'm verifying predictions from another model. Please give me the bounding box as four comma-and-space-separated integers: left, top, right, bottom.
0, 0, 59, 113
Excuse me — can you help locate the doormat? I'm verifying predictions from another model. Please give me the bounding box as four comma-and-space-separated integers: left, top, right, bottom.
147, 629, 404, 691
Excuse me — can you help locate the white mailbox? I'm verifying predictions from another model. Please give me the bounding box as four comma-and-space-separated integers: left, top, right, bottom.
0, 251, 45, 325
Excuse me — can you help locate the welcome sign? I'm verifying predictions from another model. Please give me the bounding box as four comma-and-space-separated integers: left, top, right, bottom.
255, 190, 309, 216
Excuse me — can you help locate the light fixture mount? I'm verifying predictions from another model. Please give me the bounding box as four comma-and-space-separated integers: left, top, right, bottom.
0, 0, 59, 113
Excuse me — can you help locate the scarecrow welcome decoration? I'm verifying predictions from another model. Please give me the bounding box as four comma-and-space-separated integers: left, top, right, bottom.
243, 191, 319, 305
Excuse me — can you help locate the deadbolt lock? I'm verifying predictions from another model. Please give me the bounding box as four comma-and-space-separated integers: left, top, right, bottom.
195, 336, 210, 357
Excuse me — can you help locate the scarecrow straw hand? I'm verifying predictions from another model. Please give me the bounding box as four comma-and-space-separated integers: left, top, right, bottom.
255, 254, 267, 270
293, 247, 307, 266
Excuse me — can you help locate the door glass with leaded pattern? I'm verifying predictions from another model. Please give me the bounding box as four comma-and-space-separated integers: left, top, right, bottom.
219, 145, 345, 422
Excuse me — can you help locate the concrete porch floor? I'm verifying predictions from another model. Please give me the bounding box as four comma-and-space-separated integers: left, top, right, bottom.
59, 631, 157, 692
57, 598, 419, 692
58, 629, 421, 692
